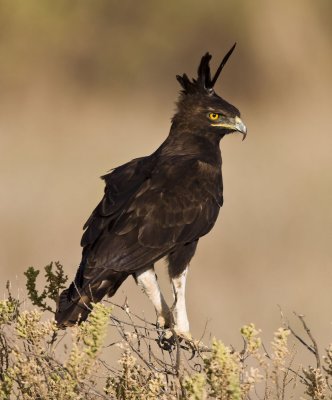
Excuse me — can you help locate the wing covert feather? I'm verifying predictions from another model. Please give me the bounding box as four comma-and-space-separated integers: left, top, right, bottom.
81, 155, 221, 274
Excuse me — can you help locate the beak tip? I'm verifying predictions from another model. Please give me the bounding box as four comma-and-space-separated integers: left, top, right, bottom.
234, 116, 247, 140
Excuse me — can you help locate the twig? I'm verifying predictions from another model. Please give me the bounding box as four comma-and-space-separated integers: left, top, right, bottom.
295, 313, 321, 369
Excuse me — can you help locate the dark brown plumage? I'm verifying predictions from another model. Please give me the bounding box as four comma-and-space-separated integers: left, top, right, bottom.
55, 44, 247, 329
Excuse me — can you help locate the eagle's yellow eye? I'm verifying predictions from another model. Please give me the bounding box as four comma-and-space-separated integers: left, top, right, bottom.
208, 113, 219, 121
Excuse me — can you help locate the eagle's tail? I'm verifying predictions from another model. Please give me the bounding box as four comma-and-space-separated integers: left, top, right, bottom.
55, 272, 128, 328
55, 282, 106, 328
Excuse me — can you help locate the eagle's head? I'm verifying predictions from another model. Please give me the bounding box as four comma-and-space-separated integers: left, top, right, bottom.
174, 44, 247, 140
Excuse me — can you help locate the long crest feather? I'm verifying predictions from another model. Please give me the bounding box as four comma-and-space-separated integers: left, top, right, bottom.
176, 43, 237, 93
210, 43, 237, 88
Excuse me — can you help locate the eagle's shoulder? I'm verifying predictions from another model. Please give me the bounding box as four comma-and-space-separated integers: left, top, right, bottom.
120, 156, 222, 248
81, 155, 157, 248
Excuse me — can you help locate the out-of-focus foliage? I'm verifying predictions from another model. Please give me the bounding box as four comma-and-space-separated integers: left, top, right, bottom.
0, 0, 330, 97
1, 1, 331, 350
0, 0, 252, 93
1, 272, 112, 399
1, 264, 332, 399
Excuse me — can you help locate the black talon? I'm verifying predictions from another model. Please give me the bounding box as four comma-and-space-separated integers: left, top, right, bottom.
156, 329, 176, 351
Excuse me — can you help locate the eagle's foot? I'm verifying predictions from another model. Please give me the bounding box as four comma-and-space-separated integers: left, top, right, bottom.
156, 327, 192, 351
156, 328, 176, 351
174, 331, 210, 356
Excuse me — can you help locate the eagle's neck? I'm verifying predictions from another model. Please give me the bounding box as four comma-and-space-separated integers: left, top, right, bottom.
159, 123, 222, 166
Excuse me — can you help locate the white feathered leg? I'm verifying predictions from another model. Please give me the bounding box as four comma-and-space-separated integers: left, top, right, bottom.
171, 266, 191, 337
135, 267, 172, 328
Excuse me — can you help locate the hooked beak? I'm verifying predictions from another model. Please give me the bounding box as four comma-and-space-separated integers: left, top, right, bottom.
211, 115, 247, 140
234, 116, 247, 141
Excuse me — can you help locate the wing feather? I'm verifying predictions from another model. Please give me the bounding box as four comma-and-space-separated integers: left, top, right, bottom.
76, 155, 221, 295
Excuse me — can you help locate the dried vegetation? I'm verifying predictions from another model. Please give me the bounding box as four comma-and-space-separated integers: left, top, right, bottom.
0, 262, 331, 399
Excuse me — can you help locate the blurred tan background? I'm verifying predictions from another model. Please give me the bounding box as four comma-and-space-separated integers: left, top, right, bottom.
0, 0, 331, 348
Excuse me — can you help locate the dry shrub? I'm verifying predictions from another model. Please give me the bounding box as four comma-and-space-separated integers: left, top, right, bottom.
0, 263, 331, 399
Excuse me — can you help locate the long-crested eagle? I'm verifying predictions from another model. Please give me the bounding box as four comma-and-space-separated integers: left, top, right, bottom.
55, 44, 247, 338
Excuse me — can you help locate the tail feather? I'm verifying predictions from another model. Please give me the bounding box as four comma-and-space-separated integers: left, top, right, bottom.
55, 272, 128, 328
55, 283, 106, 328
